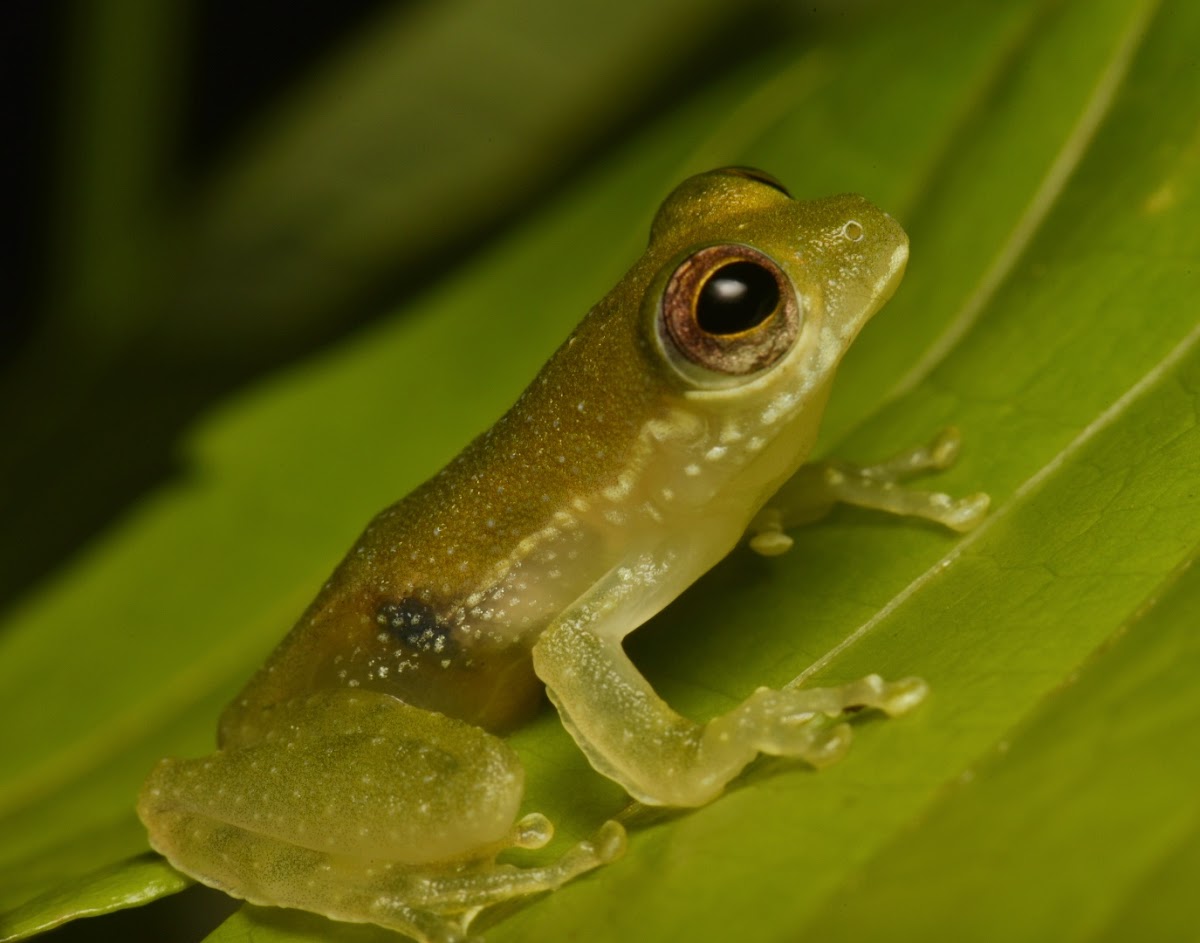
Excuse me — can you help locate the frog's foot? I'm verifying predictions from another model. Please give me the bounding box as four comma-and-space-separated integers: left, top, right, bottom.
368, 819, 626, 940
748, 427, 989, 555
703, 674, 930, 770
822, 427, 989, 532
391, 819, 626, 913
855, 426, 965, 481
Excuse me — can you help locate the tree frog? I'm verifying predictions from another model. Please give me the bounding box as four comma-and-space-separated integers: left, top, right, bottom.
138, 167, 987, 942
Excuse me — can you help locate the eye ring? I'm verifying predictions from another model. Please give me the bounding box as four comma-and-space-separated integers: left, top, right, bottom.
658, 244, 800, 377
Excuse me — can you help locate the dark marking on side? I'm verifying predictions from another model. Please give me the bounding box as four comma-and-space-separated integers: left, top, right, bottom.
375, 598, 455, 655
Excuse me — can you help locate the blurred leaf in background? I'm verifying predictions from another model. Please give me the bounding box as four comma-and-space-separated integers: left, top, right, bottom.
0, 0, 763, 610
2, 0, 1198, 941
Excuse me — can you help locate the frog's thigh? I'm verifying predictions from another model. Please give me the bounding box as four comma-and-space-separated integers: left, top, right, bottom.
534, 598, 926, 809
140, 691, 525, 900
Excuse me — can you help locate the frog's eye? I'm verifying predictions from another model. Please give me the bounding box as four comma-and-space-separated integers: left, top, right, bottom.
658, 244, 800, 377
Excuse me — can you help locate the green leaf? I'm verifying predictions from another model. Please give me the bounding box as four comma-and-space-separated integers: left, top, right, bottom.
0, 856, 188, 942
800, 551, 1200, 941
3, 0, 1198, 941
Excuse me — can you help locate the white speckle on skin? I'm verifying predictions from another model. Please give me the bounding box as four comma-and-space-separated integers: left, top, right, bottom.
602, 471, 637, 502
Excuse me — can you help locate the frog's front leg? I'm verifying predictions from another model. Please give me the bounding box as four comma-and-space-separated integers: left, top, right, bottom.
138, 690, 624, 943
748, 427, 990, 556
532, 572, 926, 808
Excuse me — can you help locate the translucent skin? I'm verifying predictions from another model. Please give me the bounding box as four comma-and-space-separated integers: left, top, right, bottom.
216, 173, 908, 738
138, 169, 952, 943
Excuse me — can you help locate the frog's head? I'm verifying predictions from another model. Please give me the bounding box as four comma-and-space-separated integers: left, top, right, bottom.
640, 167, 909, 511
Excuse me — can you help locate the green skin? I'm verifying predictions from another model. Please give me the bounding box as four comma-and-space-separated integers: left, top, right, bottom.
138, 169, 987, 943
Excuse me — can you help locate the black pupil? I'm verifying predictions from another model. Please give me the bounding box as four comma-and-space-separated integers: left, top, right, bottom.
695, 261, 779, 335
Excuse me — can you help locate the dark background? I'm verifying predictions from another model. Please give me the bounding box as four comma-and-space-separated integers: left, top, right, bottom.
3, 1, 397, 617
6, 1, 391, 361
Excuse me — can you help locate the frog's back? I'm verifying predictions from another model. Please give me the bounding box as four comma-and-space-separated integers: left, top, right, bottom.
221, 282, 669, 739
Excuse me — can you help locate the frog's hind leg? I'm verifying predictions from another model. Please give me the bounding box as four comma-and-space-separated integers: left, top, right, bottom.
315, 815, 624, 942
139, 690, 623, 943
148, 810, 621, 943
748, 427, 989, 555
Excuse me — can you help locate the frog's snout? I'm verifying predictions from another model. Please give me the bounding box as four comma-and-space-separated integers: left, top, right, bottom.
827, 194, 909, 297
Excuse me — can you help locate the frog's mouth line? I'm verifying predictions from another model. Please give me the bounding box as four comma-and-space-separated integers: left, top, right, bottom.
878, 242, 910, 301
838, 240, 910, 343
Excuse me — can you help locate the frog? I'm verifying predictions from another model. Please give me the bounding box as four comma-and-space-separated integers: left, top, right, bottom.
138, 167, 988, 943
